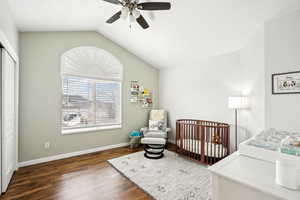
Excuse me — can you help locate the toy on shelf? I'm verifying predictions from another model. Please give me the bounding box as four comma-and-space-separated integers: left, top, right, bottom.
130, 81, 139, 93
142, 89, 153, 108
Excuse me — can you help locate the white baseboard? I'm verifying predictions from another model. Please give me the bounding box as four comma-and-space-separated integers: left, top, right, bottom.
18, 142, 129, 168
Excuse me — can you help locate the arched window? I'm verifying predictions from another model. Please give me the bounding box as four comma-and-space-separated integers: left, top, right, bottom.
61, 46, 122, 134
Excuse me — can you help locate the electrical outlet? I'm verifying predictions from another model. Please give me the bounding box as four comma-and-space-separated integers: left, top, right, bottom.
44, 142, 50, 149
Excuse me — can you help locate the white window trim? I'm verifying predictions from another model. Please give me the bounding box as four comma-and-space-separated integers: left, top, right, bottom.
61, 47, 123, 135
62, 124, 122, 135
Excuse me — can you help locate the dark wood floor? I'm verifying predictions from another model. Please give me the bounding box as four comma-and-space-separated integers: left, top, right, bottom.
1, 144, 176, 200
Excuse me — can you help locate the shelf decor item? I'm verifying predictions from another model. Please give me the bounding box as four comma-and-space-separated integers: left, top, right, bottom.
142, 88, 153, 108
272, 71, 300, 94
129, 80, 153, 108
130, 80, 140, 103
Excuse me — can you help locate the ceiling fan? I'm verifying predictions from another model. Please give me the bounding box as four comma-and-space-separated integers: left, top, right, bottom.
103, 0, 171, 29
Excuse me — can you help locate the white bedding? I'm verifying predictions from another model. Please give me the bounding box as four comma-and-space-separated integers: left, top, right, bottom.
247, 128, 300, 151
177, 139, 227, 158
239, 128, 300, 163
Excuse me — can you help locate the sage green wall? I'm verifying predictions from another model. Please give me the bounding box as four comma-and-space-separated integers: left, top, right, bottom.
19, 31, 159, 162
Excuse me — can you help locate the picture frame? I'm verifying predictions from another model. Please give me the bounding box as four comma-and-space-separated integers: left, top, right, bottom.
272, 71, 300, 94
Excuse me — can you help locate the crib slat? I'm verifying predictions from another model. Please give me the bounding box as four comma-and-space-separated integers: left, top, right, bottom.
183, 122, 185, 155
211, 124, 213, 164
222, 127, 224, 158
192, 122, 195, 160
223, 126, 226, 157
212, 126, 214, 164
229, 127, 231, 156
190, 121, 192, 159
215, 127, 218, 163
219, 127, 222, 158
189, 121, 192, 159
193, 122, 198, 160
207, 126, 209, 164
227, 125, 229, 156
216, 126, 218, 163
191, 121, 193, 159
201, 126, 205, 162
188, 122, 191, 158
190, 122, 193, 159
210, 126, 213, 165
186, 121, 189, 157
184, 121, 186, 156
180, 123, 183, 154
197, 122, 200, 161
176, 121, 179, 153
223, 125, 226, 157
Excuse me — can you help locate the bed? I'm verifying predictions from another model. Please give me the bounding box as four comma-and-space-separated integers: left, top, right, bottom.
176, 119, 230, 165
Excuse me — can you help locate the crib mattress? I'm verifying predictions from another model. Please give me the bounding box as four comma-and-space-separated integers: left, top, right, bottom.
177, 139, 227, 158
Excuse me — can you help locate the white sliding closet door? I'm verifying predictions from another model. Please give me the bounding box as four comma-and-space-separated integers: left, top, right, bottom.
1, 49, 17, 192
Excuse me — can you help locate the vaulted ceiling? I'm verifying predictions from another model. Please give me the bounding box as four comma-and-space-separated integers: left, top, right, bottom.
8, 0, 300, 68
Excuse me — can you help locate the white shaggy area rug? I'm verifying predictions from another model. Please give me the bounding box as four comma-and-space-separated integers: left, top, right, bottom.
108, 150, 212, 200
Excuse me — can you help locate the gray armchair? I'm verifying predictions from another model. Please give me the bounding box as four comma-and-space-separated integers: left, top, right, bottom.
140, 109, 171, 139
141, 110, 171, 159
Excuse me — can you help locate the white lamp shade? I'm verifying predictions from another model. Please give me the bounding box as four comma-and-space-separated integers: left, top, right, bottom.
132, 9, 141, 18
228, 96, 248, 109
121, 7, 129, 19
129, 14, 135, 23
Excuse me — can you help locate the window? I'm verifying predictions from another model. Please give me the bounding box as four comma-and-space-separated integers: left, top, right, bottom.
61, 47, 122, 134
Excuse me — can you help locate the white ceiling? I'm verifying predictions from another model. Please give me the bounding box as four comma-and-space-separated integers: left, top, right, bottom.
8, 0, 300, 68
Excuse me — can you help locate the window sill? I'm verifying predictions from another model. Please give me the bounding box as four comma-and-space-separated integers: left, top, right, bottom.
61, 125, 122, 135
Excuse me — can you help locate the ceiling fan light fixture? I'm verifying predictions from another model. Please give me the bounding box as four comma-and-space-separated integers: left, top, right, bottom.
132, 9, 141, 18
129, 14, 136, 23
121, 7, 129, 19
103, 0, 171, 29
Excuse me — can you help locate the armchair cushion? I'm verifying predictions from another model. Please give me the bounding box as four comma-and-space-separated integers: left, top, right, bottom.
141, 137, 166, 145
144, 131, 167, 139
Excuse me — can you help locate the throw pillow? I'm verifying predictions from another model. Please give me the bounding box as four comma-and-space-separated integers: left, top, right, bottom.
149, 120, 165, 131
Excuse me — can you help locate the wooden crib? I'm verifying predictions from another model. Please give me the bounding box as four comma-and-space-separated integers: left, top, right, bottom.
176, 119, 230, 165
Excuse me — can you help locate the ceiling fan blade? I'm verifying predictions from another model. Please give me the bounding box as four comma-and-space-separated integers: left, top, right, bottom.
102, 0, 121, 5
136, 15, 149, 29
137, 2, 171, 10
106, 11, 122, 24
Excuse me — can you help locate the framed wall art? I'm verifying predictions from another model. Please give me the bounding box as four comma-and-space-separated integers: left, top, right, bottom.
272, 71, 300, 94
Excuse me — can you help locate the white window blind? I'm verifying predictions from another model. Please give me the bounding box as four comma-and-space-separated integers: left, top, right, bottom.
62, 77, 121, 130
61, 47, 122, 133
